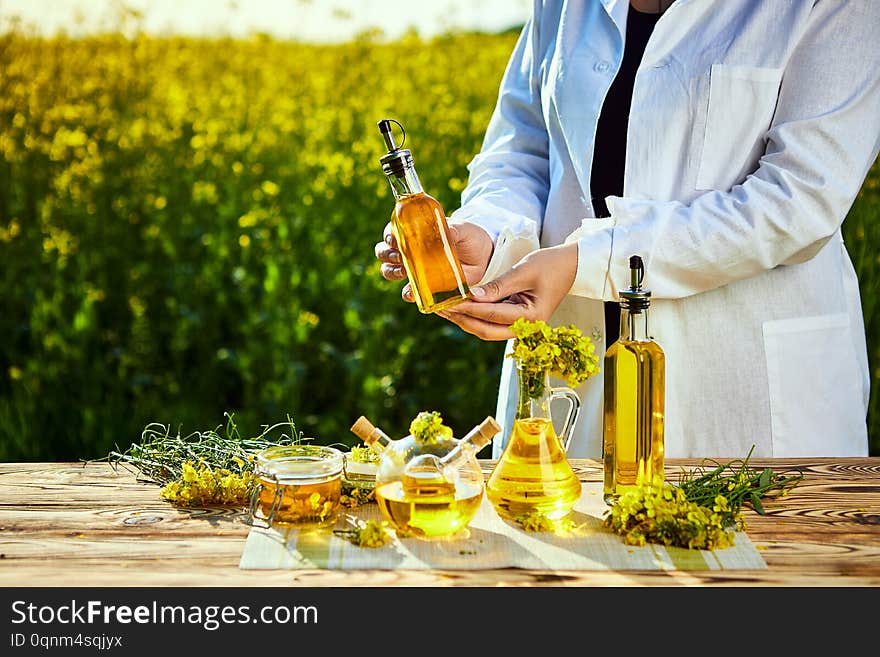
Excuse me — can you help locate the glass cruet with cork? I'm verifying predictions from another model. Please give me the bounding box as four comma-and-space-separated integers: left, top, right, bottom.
603, 255, 666, 504
377, 118, 470, 314
350, 413, 501, 538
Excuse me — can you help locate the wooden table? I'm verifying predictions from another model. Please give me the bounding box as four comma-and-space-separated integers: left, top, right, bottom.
1, 458, 879, 587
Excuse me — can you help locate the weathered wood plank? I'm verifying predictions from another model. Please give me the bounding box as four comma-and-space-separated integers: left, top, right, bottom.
0, 506, 250, 535
1, 508, 878, 541
1, 560, 878, 587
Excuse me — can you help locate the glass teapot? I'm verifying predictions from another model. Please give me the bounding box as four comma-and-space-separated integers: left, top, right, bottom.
350, 413, 501, 539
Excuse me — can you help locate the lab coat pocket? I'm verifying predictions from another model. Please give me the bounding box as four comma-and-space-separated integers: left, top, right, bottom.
763, 313, 866, 456
696, 64, 783, 192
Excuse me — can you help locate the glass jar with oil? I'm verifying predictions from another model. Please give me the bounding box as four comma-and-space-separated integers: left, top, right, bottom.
602, 255, 666, 504
350, 415, 500, 539
246, 445, 344, 529
377, 118, 470, 314
486, 366, 582, 521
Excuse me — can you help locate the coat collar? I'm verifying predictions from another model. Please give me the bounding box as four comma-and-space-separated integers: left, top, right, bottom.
600, 0, 629, 38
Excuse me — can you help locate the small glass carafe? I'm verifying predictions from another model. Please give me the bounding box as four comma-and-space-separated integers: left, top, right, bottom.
350, 415, 501, 538
486, 365, 582, 521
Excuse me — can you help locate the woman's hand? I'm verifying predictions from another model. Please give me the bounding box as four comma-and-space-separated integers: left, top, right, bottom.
438, 242, 579, 340
374, 221, 495, 303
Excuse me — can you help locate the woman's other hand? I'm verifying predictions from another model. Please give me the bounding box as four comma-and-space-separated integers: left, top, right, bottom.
438, 242, 579, 340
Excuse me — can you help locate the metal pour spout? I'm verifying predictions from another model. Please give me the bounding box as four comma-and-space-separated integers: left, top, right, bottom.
620, 254, 651, 312
378, 119, 399, 152
629, 255, 644, 291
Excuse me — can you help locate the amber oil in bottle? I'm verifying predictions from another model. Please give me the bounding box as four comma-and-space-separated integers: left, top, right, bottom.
603, 255, 665, 505
378, 119, 469, 314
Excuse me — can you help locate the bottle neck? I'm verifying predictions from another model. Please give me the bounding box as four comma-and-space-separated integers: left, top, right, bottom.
437, 442, 477, 473
619, 305, 650, 342
386, 165, 423, 199
364, 428, 392, 455
514, 366, 552, 421
437, 420, 496, 470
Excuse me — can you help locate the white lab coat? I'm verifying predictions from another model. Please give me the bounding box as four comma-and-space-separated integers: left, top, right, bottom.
448, 0, 880, 458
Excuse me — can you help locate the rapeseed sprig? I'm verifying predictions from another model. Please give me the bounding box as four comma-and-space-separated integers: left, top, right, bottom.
106, 412, 302, 486
514, 511, 577, 533
676, 445, 804, 525
509, 318, 600, 398
603, 476, 736, 550
160, 460, 255, 506
605, 448, 804, 549
409, 410, 453, 445
348, 444, 380, 465
104, 412, 303, 506
334, 520, 391, 548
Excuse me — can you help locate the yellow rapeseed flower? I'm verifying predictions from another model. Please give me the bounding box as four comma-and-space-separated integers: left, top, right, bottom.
334, 520, 391, 548
161, 461, 255, 507
604, 479, 736, 550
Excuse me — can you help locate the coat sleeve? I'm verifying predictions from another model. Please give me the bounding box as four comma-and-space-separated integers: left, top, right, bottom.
567, 0, 880, 301
447, 0, 547, 284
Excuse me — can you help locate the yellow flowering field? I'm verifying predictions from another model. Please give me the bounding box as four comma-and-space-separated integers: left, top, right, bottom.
1, 28, 878, 460
0, 28, 516, 460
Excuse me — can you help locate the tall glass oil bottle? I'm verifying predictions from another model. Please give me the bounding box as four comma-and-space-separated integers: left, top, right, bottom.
603, 255, 666, 504
378, 118, 469, 314
486, 367, 582, 521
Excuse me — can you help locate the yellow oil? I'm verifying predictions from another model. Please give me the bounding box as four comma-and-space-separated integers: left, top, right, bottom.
603, 338, 665, 504
375, 480, 483, 538
392, 192, 469, 314
485, 418, 582, 521
258, 476, 342, 527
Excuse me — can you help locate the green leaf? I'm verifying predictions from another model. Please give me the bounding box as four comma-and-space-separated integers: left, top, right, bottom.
750, 491, 765, 515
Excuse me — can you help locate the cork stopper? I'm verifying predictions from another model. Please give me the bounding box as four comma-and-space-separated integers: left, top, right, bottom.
350, 416, 378, 445
469, 416, 501, 451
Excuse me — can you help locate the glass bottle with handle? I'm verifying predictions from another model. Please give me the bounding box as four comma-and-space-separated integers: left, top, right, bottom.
485, 365, 583, 521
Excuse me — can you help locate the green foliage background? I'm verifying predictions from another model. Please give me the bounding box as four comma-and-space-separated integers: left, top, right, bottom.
1, 28, 878, 460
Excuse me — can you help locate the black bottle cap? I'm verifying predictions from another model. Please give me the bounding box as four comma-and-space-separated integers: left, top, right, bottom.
378, 118, 413, 177
619, 254, 651, 311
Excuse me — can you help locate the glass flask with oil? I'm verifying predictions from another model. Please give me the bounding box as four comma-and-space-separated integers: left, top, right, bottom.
350, 415, 501, 538
603, 255, 666, 504
378, 118, 470, 314
485, 367, 582, 521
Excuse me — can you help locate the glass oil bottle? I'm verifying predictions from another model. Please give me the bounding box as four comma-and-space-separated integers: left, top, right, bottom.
603, 255, 666, 504
350, 415, 500, 538
486, 367, 582, 521
378, 118, 469, 314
